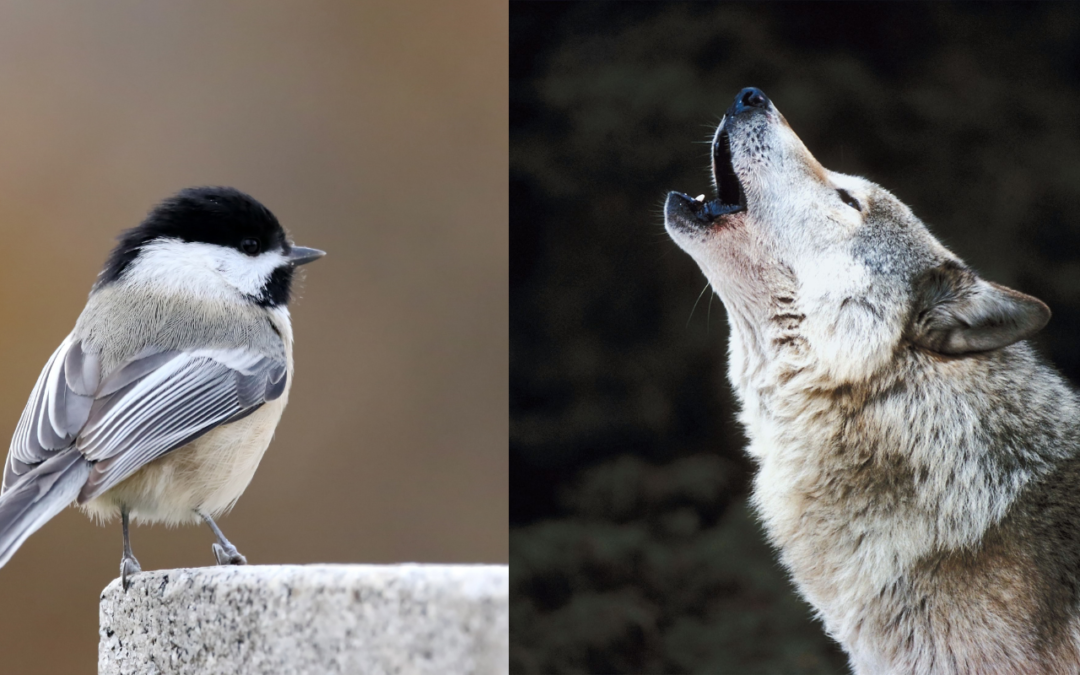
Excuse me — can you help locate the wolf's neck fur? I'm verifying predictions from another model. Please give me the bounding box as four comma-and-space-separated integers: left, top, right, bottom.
728, 307, 1080, 665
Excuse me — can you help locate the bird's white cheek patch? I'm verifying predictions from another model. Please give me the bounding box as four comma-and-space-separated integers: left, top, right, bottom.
215, 249, 287, 297
124, 239, 286, 299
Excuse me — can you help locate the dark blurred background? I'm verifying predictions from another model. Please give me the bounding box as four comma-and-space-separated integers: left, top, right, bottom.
510, 3, 1080, 673
0, 2, 506, 674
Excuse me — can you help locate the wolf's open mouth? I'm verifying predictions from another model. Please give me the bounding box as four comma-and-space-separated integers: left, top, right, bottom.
665, 121, 747, 231
710, 128, 745, 216
668, 126, 746, 227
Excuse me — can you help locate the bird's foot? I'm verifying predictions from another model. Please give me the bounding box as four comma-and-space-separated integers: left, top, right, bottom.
212, 542, 247, 566
120, 554, 142, 591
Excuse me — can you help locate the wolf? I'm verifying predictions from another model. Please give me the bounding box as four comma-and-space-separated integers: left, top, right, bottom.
664, 87, 1080, 674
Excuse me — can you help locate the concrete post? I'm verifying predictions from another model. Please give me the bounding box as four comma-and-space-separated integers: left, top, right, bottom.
99, 564, 509, 675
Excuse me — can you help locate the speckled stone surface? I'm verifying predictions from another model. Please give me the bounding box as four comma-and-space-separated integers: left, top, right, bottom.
98, 564, 509, 675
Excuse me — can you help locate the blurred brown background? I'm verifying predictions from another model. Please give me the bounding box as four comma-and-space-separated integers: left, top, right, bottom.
0, 2, 507, 673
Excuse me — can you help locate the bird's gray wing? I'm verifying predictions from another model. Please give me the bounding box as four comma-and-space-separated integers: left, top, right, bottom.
4, 338, 286, 501
4, 337, 97, 490
75, 346, 287, 502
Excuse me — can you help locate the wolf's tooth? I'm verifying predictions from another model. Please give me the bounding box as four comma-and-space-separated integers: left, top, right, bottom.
695, 194, 705, 202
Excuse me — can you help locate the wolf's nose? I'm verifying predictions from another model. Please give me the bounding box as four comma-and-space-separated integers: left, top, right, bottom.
732, 87, 771, 114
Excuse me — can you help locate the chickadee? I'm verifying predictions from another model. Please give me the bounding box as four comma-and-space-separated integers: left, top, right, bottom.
0, 186, 324, 589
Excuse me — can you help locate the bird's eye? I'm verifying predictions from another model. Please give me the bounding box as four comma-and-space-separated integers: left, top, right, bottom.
837, 189, 862, 211
240, 238, 260, 255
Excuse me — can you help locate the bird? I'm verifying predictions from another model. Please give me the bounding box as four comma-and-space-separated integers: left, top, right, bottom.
0, 186, 324, 589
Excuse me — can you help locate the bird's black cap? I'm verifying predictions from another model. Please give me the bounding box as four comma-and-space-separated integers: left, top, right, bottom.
96, 186, 300, 306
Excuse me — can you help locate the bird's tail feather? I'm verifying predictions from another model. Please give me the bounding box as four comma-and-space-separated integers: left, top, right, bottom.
0, 449, 90, 568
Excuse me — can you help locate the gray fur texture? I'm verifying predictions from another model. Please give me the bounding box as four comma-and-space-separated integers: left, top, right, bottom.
665, 89, 1080, 673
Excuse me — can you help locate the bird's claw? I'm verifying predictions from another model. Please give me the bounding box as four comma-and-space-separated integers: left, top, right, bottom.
212, 542, 247, 566
121, 555, 142, 591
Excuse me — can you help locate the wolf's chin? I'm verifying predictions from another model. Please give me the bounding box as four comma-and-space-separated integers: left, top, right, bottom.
663, 190, 743, 235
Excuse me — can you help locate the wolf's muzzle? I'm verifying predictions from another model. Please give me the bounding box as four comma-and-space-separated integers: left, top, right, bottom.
665, 87, 773, 233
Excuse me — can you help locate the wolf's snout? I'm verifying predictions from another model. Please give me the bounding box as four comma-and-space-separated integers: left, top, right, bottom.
729, 87, 771, 116
665, 87, 777, 238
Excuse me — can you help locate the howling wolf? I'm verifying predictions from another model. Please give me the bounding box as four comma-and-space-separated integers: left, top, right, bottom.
664, 87, 1080, 674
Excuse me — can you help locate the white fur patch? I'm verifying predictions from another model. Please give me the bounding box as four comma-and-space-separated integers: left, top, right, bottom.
121, 238, 287, 300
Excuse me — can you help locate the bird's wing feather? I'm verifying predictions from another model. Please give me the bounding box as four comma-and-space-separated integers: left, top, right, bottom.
3, 338, 286, 500
5, 337, 93, 489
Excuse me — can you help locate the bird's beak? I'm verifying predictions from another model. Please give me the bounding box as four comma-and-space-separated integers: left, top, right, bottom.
287, 246, 326, 266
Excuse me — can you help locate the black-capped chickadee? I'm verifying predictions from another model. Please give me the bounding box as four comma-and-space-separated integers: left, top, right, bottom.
0, 186, 324, 588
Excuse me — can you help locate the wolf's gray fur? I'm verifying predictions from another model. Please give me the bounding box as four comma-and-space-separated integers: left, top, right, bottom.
665, 88, 1080, 673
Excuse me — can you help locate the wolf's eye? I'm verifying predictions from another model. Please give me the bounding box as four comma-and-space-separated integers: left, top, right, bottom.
837, 189, 861, 212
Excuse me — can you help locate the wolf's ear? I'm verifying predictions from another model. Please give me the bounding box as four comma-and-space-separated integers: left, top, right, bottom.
908, 262, 1050, 355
